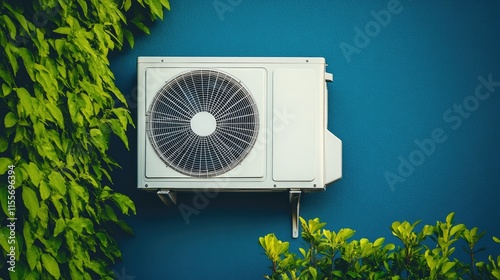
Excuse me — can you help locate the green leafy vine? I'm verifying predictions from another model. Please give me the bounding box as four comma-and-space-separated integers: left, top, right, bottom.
0, 0, 169, 279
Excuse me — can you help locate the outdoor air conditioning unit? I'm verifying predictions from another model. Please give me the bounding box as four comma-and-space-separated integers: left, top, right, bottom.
137, 57, 341, 237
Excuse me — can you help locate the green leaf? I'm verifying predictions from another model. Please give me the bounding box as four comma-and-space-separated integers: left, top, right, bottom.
33, 122, 45, 140
53, 27, 71, 35
14, 125, 25, 143
332, 270, 343, 277
373, 237, 385, 247
70, 182, 89, 203
446, 212, 455, 225
50, 195, 65, 220
54, 218, 66, 237
87, 260, 106, 275
132, 19, 150, 34
4, 112, 17, 128
2, 15, 17, 39
123, 29, 134, 48
123, 0, 132, 10
161, 0, 171, 10
11, 10, 29, 32
42, 253, 61, 279
47, 130, 64, 152
67, 91, 79, 121
22, 186, 39, 219
112, 107, 133, 128
69, 259, 84, 280
46, 102, 65, 128
148, 0, 164, 19
23, 222, 35, 249
0, 158, 13, 175
93, 24, 107, 50
2, 83, 12, 97
450, 224, 465, 237
0, 227, 11, 252
0, 137, 8, 152
96, 232, 108, 247
90, 128, 106, 152
56, 69, 67, 85
441, 261, 456, 274
26, 245, 40, 270
108, 119, 128, 149
104, 204, 118, 222
0, 187, 9, 217
81, 174, 99, 188
308, 267, 318, 279
77, 0, 88, 17
493, 236, 500, 244
35, 65, 57, 96
35, 29, 49, 57
26, 162, 43, 187
111, 193, 136, 215
67, 217, 94, 235
79, 92, 94, 119
18, 48, 35, 80
49, 171, 67, 195
5, 44, 19, 74
40, 180, 51, 200
40, 139, 58, 161
0, 65, 14, 86
384, 243, 395, 251
37, 202, 50, 229
66, 153, 75, 168
16, 87, 34, 117
299, 247, 306, 257
54, 39, 66, 57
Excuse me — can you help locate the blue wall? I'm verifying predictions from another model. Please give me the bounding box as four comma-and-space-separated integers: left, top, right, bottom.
109, 1, 500, 279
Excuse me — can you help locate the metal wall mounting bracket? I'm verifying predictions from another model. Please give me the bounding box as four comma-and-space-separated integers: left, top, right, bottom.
157, 190, 177, 206
157, 189, 303, 238
289, 189, 302, 238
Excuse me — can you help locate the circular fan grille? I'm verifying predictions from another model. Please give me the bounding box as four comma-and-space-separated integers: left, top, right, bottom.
147, 69, 259, 177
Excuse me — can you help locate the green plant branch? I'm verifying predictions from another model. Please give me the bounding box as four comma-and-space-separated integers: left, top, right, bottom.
260, 213, 500, 280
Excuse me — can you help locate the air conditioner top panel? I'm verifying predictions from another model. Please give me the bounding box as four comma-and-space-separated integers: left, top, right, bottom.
137, 57, 326, 65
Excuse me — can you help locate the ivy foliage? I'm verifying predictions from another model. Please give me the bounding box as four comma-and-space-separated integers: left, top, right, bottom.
260, 213, 500, 280
0, 0, 169, 279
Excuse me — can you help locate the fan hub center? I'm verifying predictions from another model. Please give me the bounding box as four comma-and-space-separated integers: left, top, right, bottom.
190, 111, 216, 136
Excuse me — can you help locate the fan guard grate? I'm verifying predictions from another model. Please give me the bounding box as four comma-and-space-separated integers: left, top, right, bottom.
146, 69, 259, 177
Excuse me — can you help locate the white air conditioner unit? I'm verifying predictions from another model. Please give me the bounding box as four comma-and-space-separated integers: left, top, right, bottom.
137, 57, 341, 237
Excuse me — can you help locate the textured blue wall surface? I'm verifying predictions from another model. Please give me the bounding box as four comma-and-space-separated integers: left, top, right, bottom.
109, 1, 500, 279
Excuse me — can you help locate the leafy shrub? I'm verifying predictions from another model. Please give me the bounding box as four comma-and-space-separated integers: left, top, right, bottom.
0, 0, 169, 279
259, 213, 500, 279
